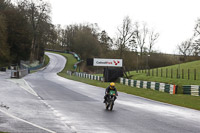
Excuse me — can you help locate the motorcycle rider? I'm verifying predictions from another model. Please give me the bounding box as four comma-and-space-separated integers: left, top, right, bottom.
103, 82, 118, 103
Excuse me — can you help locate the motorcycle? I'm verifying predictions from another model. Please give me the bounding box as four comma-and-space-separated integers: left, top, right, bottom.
105, 90, 117, 111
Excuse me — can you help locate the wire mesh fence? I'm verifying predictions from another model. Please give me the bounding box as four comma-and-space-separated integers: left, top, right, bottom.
138, 68, 200, 80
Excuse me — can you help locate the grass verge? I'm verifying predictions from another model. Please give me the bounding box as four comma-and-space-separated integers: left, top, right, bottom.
50, 51, 200, 111
43, 54, 50, 67
30, 55, 50, 73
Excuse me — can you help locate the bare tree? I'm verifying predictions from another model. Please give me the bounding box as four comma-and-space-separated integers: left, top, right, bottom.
148, 30, 159, 53
116, 16, 135, 58
134, 22, 148, 56
60, 28, 67, 50
192, 19, 200, 56
192, 39, 200, 56
177, 39, 193, 59
194, 18, 200, 35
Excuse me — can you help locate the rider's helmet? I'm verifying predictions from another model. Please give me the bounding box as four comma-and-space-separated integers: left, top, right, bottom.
110, 82, 115, 89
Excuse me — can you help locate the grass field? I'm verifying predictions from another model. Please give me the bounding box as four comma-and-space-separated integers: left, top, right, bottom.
126, 61, 200, 94
51, 51, 200, 111
129, 60, 200, 85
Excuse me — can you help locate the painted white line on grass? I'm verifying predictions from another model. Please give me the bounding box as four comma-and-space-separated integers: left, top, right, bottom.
0, 108, 56, 133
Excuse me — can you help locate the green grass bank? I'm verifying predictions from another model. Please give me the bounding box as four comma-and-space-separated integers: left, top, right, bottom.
43, 54, 50, 67
129, 60, 200, 85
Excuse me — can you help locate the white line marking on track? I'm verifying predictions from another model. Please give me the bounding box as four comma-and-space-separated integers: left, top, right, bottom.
23, 79, 38, 96
0, 108, 56, 133
7, 78, 38, 97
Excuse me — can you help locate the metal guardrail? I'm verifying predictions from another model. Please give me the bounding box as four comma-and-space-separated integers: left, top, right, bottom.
8, 58, 44, 79
0, 67, 6, 71
20, 59, 44, 71
67, 71, 104, 82
11, 69, 28, 78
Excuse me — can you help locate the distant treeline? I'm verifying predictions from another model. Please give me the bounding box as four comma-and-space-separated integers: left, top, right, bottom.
44, 16, 200, 72
1, 0, 200, 70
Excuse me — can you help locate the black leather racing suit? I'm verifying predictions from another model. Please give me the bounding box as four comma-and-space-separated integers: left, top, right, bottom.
104, 86, 118, 102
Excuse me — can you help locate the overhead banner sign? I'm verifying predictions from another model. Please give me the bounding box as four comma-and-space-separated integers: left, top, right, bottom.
93, 58, 123, 67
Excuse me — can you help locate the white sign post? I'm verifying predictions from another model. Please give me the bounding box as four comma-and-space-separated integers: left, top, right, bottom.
93, 58, 123, 67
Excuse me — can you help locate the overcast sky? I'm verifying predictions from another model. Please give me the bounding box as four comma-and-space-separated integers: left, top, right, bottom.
48, 0, 200, 54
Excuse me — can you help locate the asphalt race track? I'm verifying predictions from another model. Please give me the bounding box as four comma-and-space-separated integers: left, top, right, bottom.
1, 52, 200, 133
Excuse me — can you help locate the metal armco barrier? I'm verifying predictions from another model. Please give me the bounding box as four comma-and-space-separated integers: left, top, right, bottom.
11, 70, 19, 78
11, 69, 28, 78
0, 67, 6, 71
120, 78, 176, 94
67, 71, 104, 82
183, 85, 200, 96
19, 69, 29, 78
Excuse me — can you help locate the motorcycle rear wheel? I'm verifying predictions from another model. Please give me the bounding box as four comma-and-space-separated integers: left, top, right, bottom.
106, 103, 109, 110
110, 102, 114, 111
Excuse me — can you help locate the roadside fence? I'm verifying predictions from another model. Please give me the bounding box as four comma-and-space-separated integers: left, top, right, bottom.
67, 71, 104, 82
138, 68, 200, 80
182, 85, 200, 96
11, 69, 28, 78
20, 60, 44, 71
67, 71, 200, 96
120, 77, 176, 94
66, 70, 177, 95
